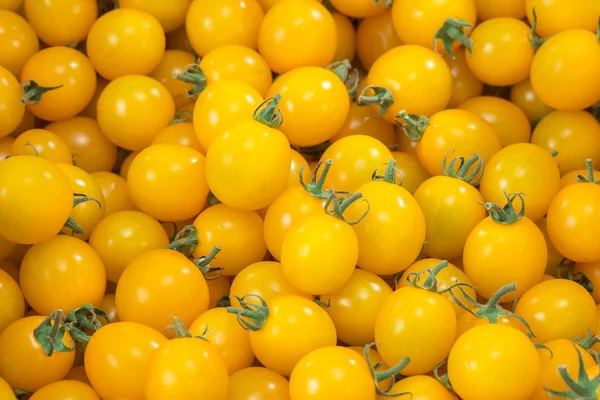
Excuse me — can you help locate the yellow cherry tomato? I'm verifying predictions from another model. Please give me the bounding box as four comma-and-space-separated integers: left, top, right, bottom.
57, 163, 106, 240
530, 29, 600, 111
509, 78, 554, 124
193, 204, 267, 276
9, 107, 34, 138
24, 0, 97, 46
535, 217, 565, 276
86, 8, 165, 80
29, 380, 100, 400
89, 210, 169, 283
329, 101, 396, 147
97, 75, 175, 151
200, 45, 273, 97
0, 10, 39, 79
0, 66, 25, 138
0, 268, 23, 333
11, 128, 72, 163
444, 48, 484, 108
479, 143, 560, 222
119, 150, 138, 179
258, 0, 336, 74
78, 76, 108, 120
365, 45, 452, 122
267, 66, 349, 147
186, 0, 263, 57
465, 18, 534, 86
46, 117, 117, 172
119, 0, 192, 33
165, 25, 189, 52
0, 0, 22, 11
560, 168, 600, 189
128, 144, 209, 221
356, 9, 402, 70
573, 261, 600, 304
391, 152, 430, 194
458, 96, 531, 147
532, 110, 600, 175
64, 365, 90, 384
228, 367, 290, 400
91, 171, 136, 216
526, 0, 599, 37
98, 293, 119, 324
149, 50, 196, 108
286, 149, 312, 190
475, 0, 526, 20
331, 0, 386, 18
151, 121, 204, 153
332, 12, 356, 62
193, 80, 263, 151
0, 377, 15, 399
21, 46, 97, 121
206, 275, 230, 309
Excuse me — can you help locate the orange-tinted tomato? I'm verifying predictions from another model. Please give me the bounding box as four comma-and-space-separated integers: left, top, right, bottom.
149, 50, 196, 108
0, 268, 23, 333
91, 171, 136, 216
29, 379, 100, 400
151, 122, 204, 153
329, 101, 396, 147
228, 367, 290, 400
11, 128, 72, 163
206, 275, 231, 309
509, 78, 554, 124
0, 10, 39, 79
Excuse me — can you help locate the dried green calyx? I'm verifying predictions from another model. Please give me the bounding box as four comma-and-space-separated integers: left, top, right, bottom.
557, 258, 595, 294
480, 191, 526, 225
357, 86, 394, 121
326, 59, 360, 100
434, 18, 474, 60
394, 110, 429, 142
372, 159, 403, 186
324, 189, 370, 225
165, 225, 199, 258
545, 344, 600, 399
253, 94, 284, 128
173, 63, 207, 98
170, 110, 192, 125
226, 294, 270, 331
193, 245, 223, 280
364, 342, 412, 398
300, 159, 334, 200
576, 159, 600, 184
442, 150, 484, 185
166, 316, 212, 341
62, 193, 103, 236
405, 260, 474, 294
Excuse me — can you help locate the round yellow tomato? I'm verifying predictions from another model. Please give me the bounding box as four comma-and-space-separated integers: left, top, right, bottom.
148, 50, 196, 108
0, 66, 25, 138
186, 0, 263, 57
535, 217, 565, 276
89, 210, 169, 283
200, 45, 273, 97
228, 367, 289, 400
97, 75, 175, 151
0, 0, 22, 11
0, 268, 23, 333
332, 12, 356, 62
389, 375, 458, 399
465, 18, 534, 86
331, 0, 386, 18
0, 377, 14, 399
86, 8, 165, 80
21, 46, 97, 121
526, 0, 599, 37
330, 102, 396, 147
258, 0, 336, 73
11, 128, 72, 163
151, 121, 203, 153
91, 171, 136, 216
206, 275, 230, 309
356, 9, 402, 70
391, 152, 430, 194
98, 293, 119, 324
475, 0, 526, 20
509, 78, 554, 124
443, 48, 484, 108
78, 76, 108, 120
119, 0, 192, 33
0, 10, 39, 79
560, 168, 600, 189
29, 379, 100, 400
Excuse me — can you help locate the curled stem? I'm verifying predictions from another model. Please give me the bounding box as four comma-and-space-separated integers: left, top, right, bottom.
165, 225, 199, 257
576, 159, 600, 184
433, 361, 455, 393
226, 294, 270, 331
253, 94, 284, 128
170, 110, 192, 125
372, 159, 403, 186
575, 330, 600, 351
63, 194, 103, 235
434, 18, 474, 60
33, 310, 74, 356
173, 63, 207, 98
479, 192, 525, 225
364, 342, 412, 398
62, 304, 108, 351
324, 190, 370, 225
21, 80, 63, 105
394, 111, 429, 142
405, 260, 449, 292
558, 258, 595, 294
529, 8, 548, 52
300, 159, 334, 199
442, 150, 484, 185
545, 344, 600, 399
165, 316, 212, 341
193, 245, 223, 280
357, 86, 394, 120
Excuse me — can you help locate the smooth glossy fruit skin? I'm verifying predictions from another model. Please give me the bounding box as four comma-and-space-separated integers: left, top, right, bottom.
515, 279, 597, 343
0, 156, 73, 245
330, 101, 396, 147
0, 269, 23, 334
144, 337, 228, 400
119, 0, 192, 33
388, 375, 458, 399
186, 0, 263, 57
0, 316, 75, 392
560, 168, 600, 189
0, 377, 15, 399
356, 9, 402, 70
448, 324, 541, 400
89, 210, 169, 283
97, 75, 175, 151
29, 379, 100, 400
258, 0, 336, 74
475, 0, 526, 20
530, 29, 600, 111
86, 8, 165, 80
535, 217, 565, 275
20, 235, 106, 315
85, 322, 167, 400
444, 48, 484, 108
574, 261, 600, 304
98, 293, 120, 324
228, 367, 290, 400
152, 122, 204, 153
91, 172, 136, 216
331, 0, 385, 18
332, 12, 356, 62
11, 129, 72, 163
0, 10, 39, 79
391, 152, 430, 194
525, 0, 599, 37
0, 66, 25, 138
148, 50, 196, 108
509, 78, 554, 124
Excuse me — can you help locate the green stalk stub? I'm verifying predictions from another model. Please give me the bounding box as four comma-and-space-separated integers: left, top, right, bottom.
575, 330, 600, 351
173, 63, 207, 98
373, 0, 391, 8
21, 80, 63, 105
193, 245, 223, 280
326, 59, 360, 100
300, 159, 334, 200
480, 191, 525, 225
166, 316, 212, 341
14, 389, 33, 399
33, 310, 74, 356
394, 111, 429, 142
372, 159, 402, 186
170, 110, 192, 125
217, 295, 231, 308
558, 258, 595, 294
226, 294, 270, 331
207, 191, 222, 206
63, 194, 103, 235
529, 8, 548, 52
405, 260, 475, 295
433, 361, 455, 393
434, 18, 474, 60
253, 94, 284, 128
165, 225, 199, 257
364, 342, 412, 398
357, 86, 394, 121
442, 150, 484, 185
324, 190, 370, 225
576, 159, 600, 184
545, 344, 600, 399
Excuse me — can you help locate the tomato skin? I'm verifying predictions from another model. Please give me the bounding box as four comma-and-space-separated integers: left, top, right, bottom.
560, 168, 600, 189
206, 276, 231, 309
475, 0, 526, 20
29, 380, 100, 400
375, 286, 457, 375
546, 183, 600, 263
356, 10, 402, 70
127, 143, 209, 221
98, 293, 120, 324
515, 279, 597, 343
87, 8, 165, 80
97, 75, 175, 151
331, 0, 384, 18
286, 150, 312, 190
119, 0, 192, 33
78, 77, 108, 120
391, 0, 477, 52
0, 316, 76, 392
248, 295, 337, 376
391, 152, 430, 195
149, 50, 196, 108
456, 311, 528, 338
89, 210, 169, 283
24, 0, 98, 46
21, 46, 97, 121
535, 217, 565, 275
266, 67, 350, 147
531, 29, 600, 111
20, 235, 106, 315
258, 0, 336, 74
448, 324, 541, 400
330, 102, 396, 147
0, 66, 25, 138
0, 377, 14, 399
116, 248, 209, 335
0, 10, 39, 79
366, 45, 452, 121
206, 119, 291, 211
509, 78, 554, 124
193, 204, 267, 276
388, 375, 457, 400
200, 45, 273, 97
458, 96, 531, 147
525, 0, 599, 37
532, 110, 600, 175
0, 269, 23, 334
416, 109, 501, 177
145, 337, 228, 400
152, 122, 204, 153
91, 172, 136, 216
85, 322, 168, 400
281, 213, 358, 295
46, 117, 118, 173
228, 367, 290, 400
444, 48, 484, 108
574, 261, 600, 303
186, 0, 263, 57
332, 12, 356, 63
11, 128, 72, 163
465, 18, 534, 87
189, 308, 254, 374
0, 156, 73, 245
480, 143, 561, 223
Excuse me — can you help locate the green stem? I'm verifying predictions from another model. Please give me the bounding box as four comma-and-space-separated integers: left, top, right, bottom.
364, 342, 412, 398
394, 111, 429, 142
545, 344, 599, 399
326, 59, 359, 100
575, 330, 600, 351
479, 192, 525, 225
357, 86, 394, 120
14, 389, 33, 400
576, 159, 600, 184
173, 63, 207, 98
434, 18, 474, 60
372, 159, 402, 185
300, 159, 334, 200
207, 191, 222, 206
324, 190, 370, 225
165, 225, 199, 257
442, 150, 484, 185
165, 316, 213, 341
529, 8, 548, 52
33, 310, 74, 356
193, 245, 223, 280
170, 110, 192, 125
226, 295, 270, 331
373, 0, 391, 8
406, 260, 448, 292
21, 80, 63, 105
253, 94, 284, 128
433, 361, 455, 393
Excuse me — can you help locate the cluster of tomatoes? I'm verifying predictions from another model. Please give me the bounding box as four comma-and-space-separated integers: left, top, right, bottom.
0, 0, 600, 399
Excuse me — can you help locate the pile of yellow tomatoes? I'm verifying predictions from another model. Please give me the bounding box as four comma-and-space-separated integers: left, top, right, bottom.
0, 0, 599, 399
